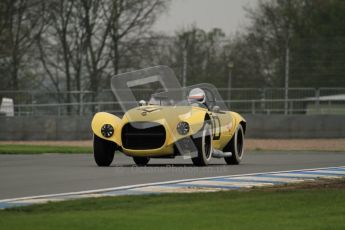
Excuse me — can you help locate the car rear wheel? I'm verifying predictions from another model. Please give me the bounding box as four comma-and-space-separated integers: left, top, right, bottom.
133, 157, 150, 166
93, 134, 117, 167
224, 125, 244, 165
192, 121, 212, 166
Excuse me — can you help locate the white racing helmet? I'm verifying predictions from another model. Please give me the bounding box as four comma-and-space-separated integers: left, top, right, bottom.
188, 88, 206, 104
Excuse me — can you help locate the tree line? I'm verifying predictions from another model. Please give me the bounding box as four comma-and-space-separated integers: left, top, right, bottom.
0, 0, 168, 105
0, 0, 344, 104
173, 0, 345, 89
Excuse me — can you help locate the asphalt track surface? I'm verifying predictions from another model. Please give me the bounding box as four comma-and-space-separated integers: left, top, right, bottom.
1, 151, 345, 200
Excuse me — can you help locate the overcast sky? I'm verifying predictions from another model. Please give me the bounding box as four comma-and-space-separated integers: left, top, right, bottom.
153, 0, 258, 35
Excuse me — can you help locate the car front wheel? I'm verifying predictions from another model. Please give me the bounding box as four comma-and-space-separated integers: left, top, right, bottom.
224, 125, 244, 165
192, 121, 212, 166
133, 157, 150, 166
93, 134, 117, 167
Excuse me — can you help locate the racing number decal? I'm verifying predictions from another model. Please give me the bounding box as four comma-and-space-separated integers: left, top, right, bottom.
211, 114, 221, 140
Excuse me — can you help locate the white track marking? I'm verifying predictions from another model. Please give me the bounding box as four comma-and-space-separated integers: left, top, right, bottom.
1, 165, 345, 209
222, 176, 306, 183
272, 173, 341, 178
1, 165, 343, 203
308, 170, 345, 175
179, 180, 273, 187
132, 186, 222, 193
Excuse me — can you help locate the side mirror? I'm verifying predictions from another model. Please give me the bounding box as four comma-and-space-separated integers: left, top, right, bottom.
212, 106, 220, 113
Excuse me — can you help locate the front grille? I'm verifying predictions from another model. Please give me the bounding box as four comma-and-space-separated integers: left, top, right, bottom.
121, 122, 166, 150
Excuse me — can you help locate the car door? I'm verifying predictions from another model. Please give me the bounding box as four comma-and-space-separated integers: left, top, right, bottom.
210, 110, 233, 150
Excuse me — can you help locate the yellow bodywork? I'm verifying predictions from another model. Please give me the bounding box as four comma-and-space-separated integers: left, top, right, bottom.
91, 105, 245, 157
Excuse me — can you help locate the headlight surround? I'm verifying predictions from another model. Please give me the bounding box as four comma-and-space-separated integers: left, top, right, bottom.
177, 121, 190, 135
101, 124, 114, 138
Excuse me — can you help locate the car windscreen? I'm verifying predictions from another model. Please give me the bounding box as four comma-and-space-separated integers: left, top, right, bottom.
111, 66, 228, 112
111, 66, 182, 111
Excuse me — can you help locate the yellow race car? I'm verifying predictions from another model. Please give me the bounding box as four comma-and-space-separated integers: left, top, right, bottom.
91, 66, 246, 166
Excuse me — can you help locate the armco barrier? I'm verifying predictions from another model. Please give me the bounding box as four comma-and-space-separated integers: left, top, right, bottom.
0, 116, 93, 140
244, 115, 345, 138
0, 115, 344, 140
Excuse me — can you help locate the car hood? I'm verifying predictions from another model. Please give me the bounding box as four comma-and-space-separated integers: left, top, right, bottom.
123, 105, 206, 128
124, 105, 193, 121
122, 105, 208, 142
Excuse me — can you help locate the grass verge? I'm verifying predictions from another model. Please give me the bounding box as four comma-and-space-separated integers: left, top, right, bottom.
1, 179, 345, 230
0, 144, 343, 155
0, 144, 92, 154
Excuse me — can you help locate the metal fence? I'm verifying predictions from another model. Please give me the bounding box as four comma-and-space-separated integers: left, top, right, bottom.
1, 88, 345, 116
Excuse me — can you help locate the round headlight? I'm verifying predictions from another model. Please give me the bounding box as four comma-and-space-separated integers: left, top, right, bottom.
177, 122, 190, 135
101, 124, 114, 138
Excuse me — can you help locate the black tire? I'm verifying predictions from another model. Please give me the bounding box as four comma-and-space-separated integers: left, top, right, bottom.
224, 125, 244, 165
192, 121, 212, 166
93, 134, 117, 167
133, 157, 150, 166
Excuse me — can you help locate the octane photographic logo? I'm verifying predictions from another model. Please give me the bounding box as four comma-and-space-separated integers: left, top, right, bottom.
129, 163, 229, 175
110, 66, 224, 160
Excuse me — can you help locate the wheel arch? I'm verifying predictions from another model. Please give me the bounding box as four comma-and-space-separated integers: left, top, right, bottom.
240, 121, 246, 134
230, 112, 246, 135
181, 109, 209, 135
91, 112, 122, 145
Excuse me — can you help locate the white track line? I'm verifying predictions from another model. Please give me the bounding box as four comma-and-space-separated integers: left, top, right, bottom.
308, 170, 345, 175
1, 165, 345, 204
132, 185, 222, 193
221, 176, 305, 183
179, 180, 273, 187
270, 173, 341, 178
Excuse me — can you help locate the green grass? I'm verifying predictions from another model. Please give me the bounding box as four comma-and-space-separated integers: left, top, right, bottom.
1, 186, 345, 230
0, 145, 92, 154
